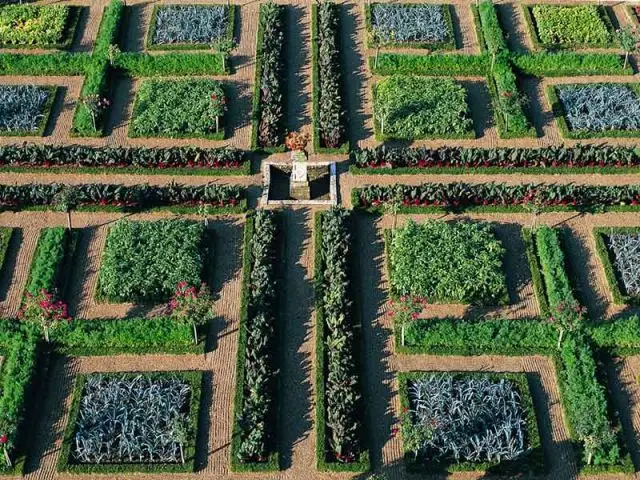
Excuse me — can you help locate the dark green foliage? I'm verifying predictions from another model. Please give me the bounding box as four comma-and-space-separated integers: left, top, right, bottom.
478, 0, 507, 54
232, 211, 280, 471
370, 52, 488, 76
252, 2, 285, 150
389, 220, 508, 304
315, 209, 368, 471
0, 227, 12, 279
522, 228, 550, 317
116, 52, 227, 76
25, 227, 68, 296
0, 52, 89, 75
534, 226, 576, 309
0, 144, 246, 174
490, 60, 534, 138
0, 182, 245, 211
97, 219, 205, 303
313, 2, 347, 152
512, 52, 632, 77
589, 316, 640, 354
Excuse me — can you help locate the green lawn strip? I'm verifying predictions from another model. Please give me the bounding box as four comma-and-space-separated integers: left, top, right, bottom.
116, 52, 228, 76
314, 210, 369, 472
511, 52, 632, 77
370, 52, 488, 76
593, 227, 640, 306
57, 371, 204, 474
398, 371, 544, 475
0, 52, 89, 75
230, 212, 281, 472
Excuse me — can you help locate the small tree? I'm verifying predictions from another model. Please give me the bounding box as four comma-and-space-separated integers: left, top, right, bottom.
168, 282, 213, 344
172, 419, 189, 464
523, 188, 545, 228
391, 296, 425, 347
80, 94, 110, 131
499, 90, 527, 134
107, 44, 121, 67
211, 38, 236, 73
617, 26, 639, 70
374, 98, 392, 136
384, 186, 404, 232
18, 290, 70, 343
208, 93, 227, 134
0, 433, 11, 468
550, 300, 584, 349
53, 185, 79, 230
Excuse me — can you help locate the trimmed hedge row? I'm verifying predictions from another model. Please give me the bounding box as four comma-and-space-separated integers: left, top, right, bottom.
231, 210, 281, 472
0, 182, 245, 211
350, 144, 640, 174
589, 316, 640, 355
353, 182, 640, 213
370, 52, 488, 76
534, 226, 576, 310
0, 52, 89, 75
314, 209, 369, 472
512, 52, 632, 77
115, 52, 228, 76
522, 228, 550, 317
0, 144, 248, 175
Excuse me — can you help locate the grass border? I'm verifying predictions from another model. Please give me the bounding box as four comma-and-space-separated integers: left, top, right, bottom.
0, 85, 57, 137
593, 226, 640, 306
364, 3, 457, 51
57, 370, 204, 474
398, 371, 545, 475
145, 3, 236, 51
547, 83, 640, 140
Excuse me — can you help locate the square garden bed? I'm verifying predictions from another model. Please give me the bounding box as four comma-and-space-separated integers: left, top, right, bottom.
96, 219, 209, 303
522, 4, 617, 50
0, 4, 80, 49
387, 220, 509, 305
147, 4, 235, 50
399, 371, 543, 475
0, 85, 56, 136
58, 371, 203, 473
365, 3, 455, 50
594, 227, 640, 305
373, 75, 474, 140
548, 83, 640, 139
129, 78, 227, 139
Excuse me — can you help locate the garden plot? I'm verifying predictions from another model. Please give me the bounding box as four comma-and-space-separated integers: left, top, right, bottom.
594, 227, 640, 305
0, 85, 56, 136
388, 219, 508, 305
58, 371, 203, 473
550, 83, 640, 138
96, 219, 207, 304
399, 371, 542, 474
147, 4, 234, 50
373, 75, 474, 140
522, 4, 617, 50
129, 78, 227, 139
366, 3, 455, 50
0, 4, 79, 49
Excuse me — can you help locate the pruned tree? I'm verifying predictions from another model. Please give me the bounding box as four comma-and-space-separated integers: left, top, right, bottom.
617, 25, 639, 70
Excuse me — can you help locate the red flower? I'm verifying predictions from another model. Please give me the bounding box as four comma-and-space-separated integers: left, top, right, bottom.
0, 435, 7, 444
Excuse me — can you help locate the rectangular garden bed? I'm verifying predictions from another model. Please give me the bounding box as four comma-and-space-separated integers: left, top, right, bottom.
129, 78, 227, 139
146, 4, 235, 50
0, 4, 81, 49
399, 371, 543, 475
594, 227, 640, 306
548, 83, 640, 139
57, 371, 203, 474
522, 4, 617, 50
373, 75, 475, 140
96, 219, 209, 304
0, 85, 57, 137
365, 3, 456, 50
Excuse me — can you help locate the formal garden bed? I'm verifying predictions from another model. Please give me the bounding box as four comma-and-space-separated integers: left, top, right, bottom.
0, 4, 80, 49
373, 75, 474, 140
548, 83, 640, 139
57, 371, 203, 473
0, 85, 56, 137
96, 219, 209, 304
129, 78, 227, 139
365, 3, 455, 50
594, 227, 640, 306
399, 371, 543, 475
387, 220, 508, 305
147, 4, 235, 50
522, 4, 617, 50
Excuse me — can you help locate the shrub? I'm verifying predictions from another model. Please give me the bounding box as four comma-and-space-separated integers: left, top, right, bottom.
313, 1, 346, 151
400, 372, 539, 472
0, 85, 54, 136
0, 5, 75, 48
129, 79, 227, 139
97, 219, 205, 302
315, 208, 368, 471
149, 5, 232, 48
490, 60, 533, 138
367, 3, 454, 49
556, 84, 640, 133
351, 144, 640, 172
526, 4, 614, 49
373, 75, 473, 140
252, 2, 285, 150
0, 144, 246, 173
389, 220, 507, 304
233, 210, 280, 470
